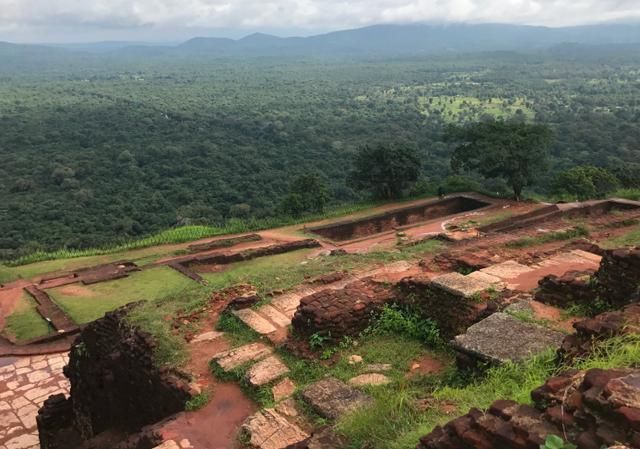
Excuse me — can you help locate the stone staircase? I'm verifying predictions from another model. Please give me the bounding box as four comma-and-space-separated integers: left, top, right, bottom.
231, 261, 414, 342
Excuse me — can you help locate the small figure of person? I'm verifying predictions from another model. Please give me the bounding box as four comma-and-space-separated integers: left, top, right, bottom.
437, 186, 445, 199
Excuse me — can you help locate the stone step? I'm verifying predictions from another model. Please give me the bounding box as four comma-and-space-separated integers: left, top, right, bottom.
301, 377, 373, 420
258, 305, 291, 328
480, 260, 535, 280
245, 355, 290, 387
272, 378, 296, 402
212, 342, 273, 372
191, 331, 225, 343
233, 308, 277, 334
348, 373, 391, 387
431, 272, 492, 298
242, 409, 309, 449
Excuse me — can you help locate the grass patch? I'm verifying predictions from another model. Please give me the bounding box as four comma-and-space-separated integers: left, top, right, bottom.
49, 266, 198, 324
185, 391, 211, 411
506, 225, 589, 249
0, 266, 18, 284
4, 293, 53, 341
216, 311, 261, 346
342, 333, 640, 449
601, 224, 640, 249
201, 240, 442, 297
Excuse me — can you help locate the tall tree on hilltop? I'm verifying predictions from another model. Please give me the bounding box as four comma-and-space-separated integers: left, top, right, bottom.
447, 119, 552, 201
349, 144, 421, 200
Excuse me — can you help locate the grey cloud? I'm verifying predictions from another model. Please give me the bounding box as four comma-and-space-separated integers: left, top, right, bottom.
0, 0, 639, 42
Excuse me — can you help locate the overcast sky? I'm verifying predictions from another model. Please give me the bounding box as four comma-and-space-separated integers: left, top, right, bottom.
1, 0, 639, 43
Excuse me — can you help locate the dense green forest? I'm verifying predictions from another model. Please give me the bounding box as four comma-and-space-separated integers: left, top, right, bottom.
1, 45, 640, 259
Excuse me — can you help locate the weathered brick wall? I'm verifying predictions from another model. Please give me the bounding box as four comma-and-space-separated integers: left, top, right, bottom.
559, 304, 640, 362
536, 247, 640, 309
396, 277, 497, 339
418, 368, 640, 449
291, 278, 396, 341
37, 303, 191, 449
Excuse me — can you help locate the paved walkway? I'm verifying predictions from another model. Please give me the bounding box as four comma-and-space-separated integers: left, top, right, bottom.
0, 353, 69, 449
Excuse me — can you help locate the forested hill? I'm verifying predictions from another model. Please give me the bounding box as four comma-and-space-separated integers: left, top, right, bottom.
1, 30, 640, 259
3, 22, 640, 62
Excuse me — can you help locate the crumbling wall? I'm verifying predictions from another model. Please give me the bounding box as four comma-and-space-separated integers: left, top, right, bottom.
559, 304, 640, 362
418, 368, 640, 449
291, 278, 396, 341
37, 303, 191, 449
395, 277, 497, 339
536, 247, 640, 309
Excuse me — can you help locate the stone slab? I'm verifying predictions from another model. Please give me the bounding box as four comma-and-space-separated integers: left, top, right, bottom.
233, 308, 277, 334
348, 373, 391, 387
259, 305, 291, 328
480, 260, 535, 280
246, 355, 290, 387
191, 331, 225, 343
571, 249, 602, 263
153, 441, 180, 449
453, 312, 565, 364
301, 377, 374, 420
242, 409, 309, 449
431, 272, 491, 298
272, 378, 296, 402
467, 271, 505, 286
212, 342, 273, 372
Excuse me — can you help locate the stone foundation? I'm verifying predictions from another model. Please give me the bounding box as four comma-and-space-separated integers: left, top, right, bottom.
37, 303, 191, 449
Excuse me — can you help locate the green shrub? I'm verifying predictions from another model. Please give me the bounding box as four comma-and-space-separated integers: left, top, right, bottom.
366, 304, 441, 347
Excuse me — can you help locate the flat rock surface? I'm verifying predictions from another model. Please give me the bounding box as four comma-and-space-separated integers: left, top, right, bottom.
233, 309, 277, 334
242, 409, 309, 449
272, 378, 296, 402
453, 312, 565, 363
213, 342, 272, 372
467, 270, 505, 286
348, 373, 391, 386
258, 305, 291, 328
480, 261, 534, 280
301, 377, 373, 419
246, 355, 290, 387
431, 272, 491, 297
190, 331, 225, 343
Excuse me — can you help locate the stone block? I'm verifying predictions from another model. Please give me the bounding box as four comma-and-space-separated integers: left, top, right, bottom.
301, 377, 374, 419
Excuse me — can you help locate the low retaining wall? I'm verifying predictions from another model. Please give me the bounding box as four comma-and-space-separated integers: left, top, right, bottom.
185, 239, 321, 268
187, 233, 262, 253
308, 195, 491, 242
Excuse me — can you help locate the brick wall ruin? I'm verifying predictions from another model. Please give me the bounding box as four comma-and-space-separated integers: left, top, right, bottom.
291, 278, 396, 341
537, 247, 640, 309
37, 303, 191, 449
308, 196, 490, 242
418, 368, 640, 449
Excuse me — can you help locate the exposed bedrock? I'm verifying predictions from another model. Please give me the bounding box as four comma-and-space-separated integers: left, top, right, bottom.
37, 303, 191, 449
418, 368, 640, 449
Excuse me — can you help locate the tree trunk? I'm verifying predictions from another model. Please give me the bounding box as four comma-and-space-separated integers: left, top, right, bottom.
513, 185, 522, 202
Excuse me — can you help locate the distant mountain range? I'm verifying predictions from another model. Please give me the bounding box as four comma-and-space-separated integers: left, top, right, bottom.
3, 22, 640, 62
